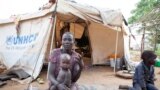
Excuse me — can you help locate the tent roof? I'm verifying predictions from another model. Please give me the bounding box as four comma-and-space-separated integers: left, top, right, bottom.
0, 0, 124, 27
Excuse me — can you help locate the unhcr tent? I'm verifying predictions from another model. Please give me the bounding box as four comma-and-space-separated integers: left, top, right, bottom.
0, 0, 131, 79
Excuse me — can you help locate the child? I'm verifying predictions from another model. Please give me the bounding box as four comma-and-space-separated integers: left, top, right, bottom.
51, 53, 71, 90
131, 50, 158, 90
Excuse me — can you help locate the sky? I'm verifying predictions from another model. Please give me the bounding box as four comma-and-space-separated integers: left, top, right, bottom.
0, 0, 140, 20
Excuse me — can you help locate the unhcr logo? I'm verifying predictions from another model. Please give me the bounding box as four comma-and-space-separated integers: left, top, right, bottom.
6, 33, 38, 45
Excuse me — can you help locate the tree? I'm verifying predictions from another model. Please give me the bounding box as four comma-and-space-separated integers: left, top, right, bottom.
128, 0, 160, 51
128, 0, 159, 24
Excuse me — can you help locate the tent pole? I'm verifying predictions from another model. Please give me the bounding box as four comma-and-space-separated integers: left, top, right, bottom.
47, 0, 59, 80
47, 16, 57, 79
49, 16, 57, 57
114, 27, 119, 74
73, 22, 76, 51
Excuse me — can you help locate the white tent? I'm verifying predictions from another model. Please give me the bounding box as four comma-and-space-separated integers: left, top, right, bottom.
0, 0, 132, 79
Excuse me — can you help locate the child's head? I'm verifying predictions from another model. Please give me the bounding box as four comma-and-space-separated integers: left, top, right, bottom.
60, 54, 71, 70
141, 50, 157, 66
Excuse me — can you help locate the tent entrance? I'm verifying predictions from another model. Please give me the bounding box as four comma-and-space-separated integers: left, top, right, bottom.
75, 27, 90, 57
75, 26, 92, 66
54, 19, 92, 66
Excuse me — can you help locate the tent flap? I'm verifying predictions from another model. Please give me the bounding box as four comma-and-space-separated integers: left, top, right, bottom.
88, 22, 124, 65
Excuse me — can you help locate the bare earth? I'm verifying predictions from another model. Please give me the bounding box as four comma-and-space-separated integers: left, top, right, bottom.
1, 66, 160, 90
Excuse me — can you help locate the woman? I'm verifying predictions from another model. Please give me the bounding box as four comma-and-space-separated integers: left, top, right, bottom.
48, 32, 84, 90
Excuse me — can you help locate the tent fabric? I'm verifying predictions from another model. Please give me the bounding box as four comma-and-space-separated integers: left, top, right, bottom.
88, 21, 124, 64
54, 0, 124, 26
0, 15, 52, 79
99, 10, 123, 26
0, 0, 124, 27
70, 23, 84, 39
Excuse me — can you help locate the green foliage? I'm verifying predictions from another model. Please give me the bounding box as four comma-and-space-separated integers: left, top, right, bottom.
128, 0, 159, 24
129, 0, 160, 51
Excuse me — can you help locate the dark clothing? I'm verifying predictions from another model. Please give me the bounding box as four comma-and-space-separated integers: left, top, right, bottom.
129, 83, 158, 90
129, 62, 158, 90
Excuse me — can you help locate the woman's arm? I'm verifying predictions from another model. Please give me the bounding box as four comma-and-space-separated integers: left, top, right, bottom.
72, 57, 84, 82
72, 63, 81, 82
48, 62, 59, 86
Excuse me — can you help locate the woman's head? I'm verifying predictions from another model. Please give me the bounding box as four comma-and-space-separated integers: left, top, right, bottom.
62, 32, 74, 50
60, 53, 71, 69
141, 50, 157, 66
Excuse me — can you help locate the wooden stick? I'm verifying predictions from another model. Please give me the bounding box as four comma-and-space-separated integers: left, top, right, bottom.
47, 0, 59, 79
114, 27, 119, 73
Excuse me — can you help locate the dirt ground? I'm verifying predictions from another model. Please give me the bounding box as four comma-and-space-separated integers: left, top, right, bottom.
1, 66, 160, 90
1, 53, 160, 90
